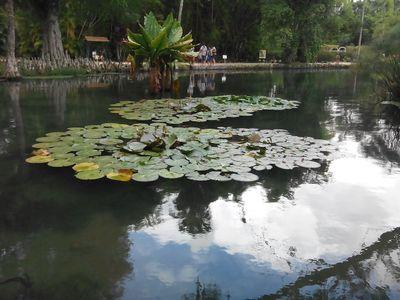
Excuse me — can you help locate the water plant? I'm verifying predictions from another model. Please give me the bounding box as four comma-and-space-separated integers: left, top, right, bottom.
110, 95, 299, 124
26, 123, 336, 183
126, 12, 196, 93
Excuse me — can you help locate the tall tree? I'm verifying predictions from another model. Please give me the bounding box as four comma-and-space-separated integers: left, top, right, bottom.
4, 0, 20, 79
181, 0, 262, 61
261, 0, 335, 62
25, 0, 66, 60
41, 0, 66, 60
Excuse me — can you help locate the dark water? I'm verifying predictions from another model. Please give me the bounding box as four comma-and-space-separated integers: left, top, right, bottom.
0, 70, 400, 300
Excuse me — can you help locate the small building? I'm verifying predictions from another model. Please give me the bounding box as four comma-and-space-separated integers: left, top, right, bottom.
84, 36, 110, 60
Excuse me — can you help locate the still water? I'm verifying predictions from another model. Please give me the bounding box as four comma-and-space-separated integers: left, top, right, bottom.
0, 70, 400, 299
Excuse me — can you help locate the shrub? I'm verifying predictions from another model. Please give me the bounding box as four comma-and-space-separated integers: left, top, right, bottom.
378, 56, 400, 102
315, 50, 338, 62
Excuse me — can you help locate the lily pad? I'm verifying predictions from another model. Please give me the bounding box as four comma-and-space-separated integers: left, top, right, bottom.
231, 173, 259, 182
159, 169, 184, 179
295, 160, 321, 168
132, 172, 159, 182
106, 172, 132, 182
123, 141, 147, 153
110, 95, 299, 125
27, 123, 336, 183
73, 162, 99, 172
75, 170, 104, 180
186, 172, 210, 181
26, 155, 54, 164
206, 171, 231, 181
48, 159, 75, 167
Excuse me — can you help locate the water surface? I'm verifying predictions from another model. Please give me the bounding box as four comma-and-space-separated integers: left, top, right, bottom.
0, 70, 400, 299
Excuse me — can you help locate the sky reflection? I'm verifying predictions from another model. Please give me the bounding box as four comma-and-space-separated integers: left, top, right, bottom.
124, 135, 400, 299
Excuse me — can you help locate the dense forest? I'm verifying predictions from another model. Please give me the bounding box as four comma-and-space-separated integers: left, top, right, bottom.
0, 0, 399, 62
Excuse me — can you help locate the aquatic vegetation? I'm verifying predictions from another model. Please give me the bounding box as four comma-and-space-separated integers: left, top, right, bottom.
126, 12, 196, 93
26, 123, 336, 183
109, 95, 299, 125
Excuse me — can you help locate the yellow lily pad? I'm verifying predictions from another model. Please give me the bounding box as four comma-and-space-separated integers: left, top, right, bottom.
72, 162, 99, 172
26, 155, 54, 164
106, 172, 132, 182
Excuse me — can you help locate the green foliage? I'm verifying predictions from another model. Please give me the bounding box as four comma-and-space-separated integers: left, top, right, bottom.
260, 0, 335, 62
315, 50, 338, 62
322, 0, 360, 45
126, 12, 195, 67
378, 56, 400, 102
372, 18, 400, 55
0, 0, 399, 63
180, 0, 262, 61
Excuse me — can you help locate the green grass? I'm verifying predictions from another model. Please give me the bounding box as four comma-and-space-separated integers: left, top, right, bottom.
20, 67, 89, 77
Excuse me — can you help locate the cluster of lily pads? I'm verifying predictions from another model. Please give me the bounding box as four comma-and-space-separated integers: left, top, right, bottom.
109, 95, 299, 125
26, 123, 336, 182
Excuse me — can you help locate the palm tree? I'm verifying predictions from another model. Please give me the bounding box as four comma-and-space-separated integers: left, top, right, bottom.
4, 0, 20, 80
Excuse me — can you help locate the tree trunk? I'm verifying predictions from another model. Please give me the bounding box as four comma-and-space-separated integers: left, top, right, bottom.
178, 0, 184, 23
4, 0, 20, 80
149, 66, 162, 94
41, 0, 66, 61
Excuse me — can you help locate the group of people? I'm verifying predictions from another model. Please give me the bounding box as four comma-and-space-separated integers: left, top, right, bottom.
197, 45, 217, 64
187, 73, 216, 96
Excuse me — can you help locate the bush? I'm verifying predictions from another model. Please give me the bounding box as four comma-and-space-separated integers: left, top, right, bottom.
315, 50, 338, 62
378, 56, 400, 102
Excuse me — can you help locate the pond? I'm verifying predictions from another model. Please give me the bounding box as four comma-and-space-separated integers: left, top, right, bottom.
0, 70, 400, 299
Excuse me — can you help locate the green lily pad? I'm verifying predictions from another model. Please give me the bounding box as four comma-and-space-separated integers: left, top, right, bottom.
123, 141, 147, 153
132, 172, 159, 182
48, 159, 75, 167
231, 173, 259, 182
27, 123, 336, 184
26, 155, 54, 164
206, 171, 231, 181
186, 172, 210, 181
75, 170, 104, 180
165, 158, 189, 167
159, 169, 184, 179
100, 138, 124, 145
295, 160, 321, 168
110, 95, 299, 125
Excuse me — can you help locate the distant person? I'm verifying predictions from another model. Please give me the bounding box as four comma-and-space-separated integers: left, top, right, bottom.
206, 48, 211, 65
199, 45, 208, 64
197, 74, 206, 94
206, 73, 215, 91
210, 46, 217, 64
187, 73, 195, 97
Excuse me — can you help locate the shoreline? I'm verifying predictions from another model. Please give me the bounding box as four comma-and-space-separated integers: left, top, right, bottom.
185, 62, 354, 71
0, 62, 354, 81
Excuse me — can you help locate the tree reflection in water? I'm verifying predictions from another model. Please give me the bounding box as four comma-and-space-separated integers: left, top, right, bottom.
182, 278, 229, 300
262, 227, 400, 299
0, 71, 400, 299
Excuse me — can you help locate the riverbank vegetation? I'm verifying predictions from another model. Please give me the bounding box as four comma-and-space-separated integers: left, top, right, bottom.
0, 0, 399, 79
